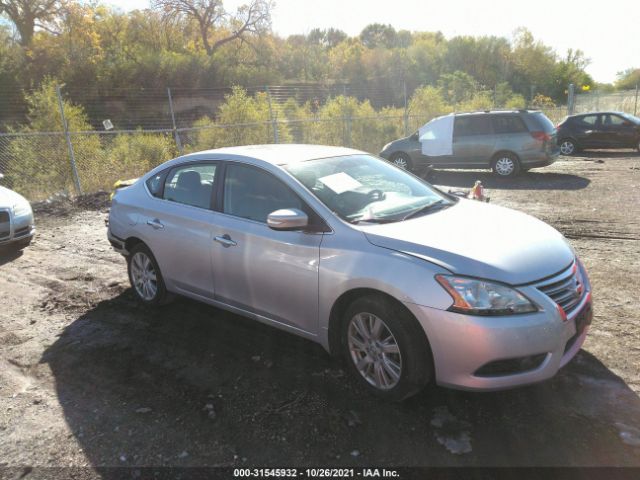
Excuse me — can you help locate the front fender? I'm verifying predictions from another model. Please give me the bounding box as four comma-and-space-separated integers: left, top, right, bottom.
317, 233, 453, 350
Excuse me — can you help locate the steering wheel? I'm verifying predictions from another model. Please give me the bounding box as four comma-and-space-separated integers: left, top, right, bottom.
367, 189, 385, 202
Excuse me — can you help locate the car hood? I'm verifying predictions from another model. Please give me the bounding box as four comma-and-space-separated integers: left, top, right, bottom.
359, 199, 574, 285
0, 185, 29, 209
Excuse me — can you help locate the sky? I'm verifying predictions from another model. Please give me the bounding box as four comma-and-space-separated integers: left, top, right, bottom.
108, 0, 639, 83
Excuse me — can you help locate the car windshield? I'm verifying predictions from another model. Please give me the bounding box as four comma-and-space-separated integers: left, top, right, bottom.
286, 154, 454, 224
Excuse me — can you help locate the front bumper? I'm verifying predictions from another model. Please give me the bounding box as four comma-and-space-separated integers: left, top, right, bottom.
0, 208, 35, 248
404, 286, 591, 391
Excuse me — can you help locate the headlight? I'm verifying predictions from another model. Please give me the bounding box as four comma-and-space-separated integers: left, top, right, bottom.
435, 275, 537, 316
382, 142, 392, 151
13, 201, 32, 217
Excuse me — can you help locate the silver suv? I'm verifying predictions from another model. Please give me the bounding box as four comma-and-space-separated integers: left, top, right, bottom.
108, 144, 591, 401
380, 110, 560, 177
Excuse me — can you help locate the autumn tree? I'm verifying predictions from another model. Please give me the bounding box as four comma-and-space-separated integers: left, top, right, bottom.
0, 0, 62, 45
151, 0, 273, 56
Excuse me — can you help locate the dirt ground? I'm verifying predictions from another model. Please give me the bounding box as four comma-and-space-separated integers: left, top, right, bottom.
1, 152, 640, 473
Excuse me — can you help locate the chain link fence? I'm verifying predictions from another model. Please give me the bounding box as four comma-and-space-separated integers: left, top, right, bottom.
0, 83, 572, 201
573, 87, 639, 116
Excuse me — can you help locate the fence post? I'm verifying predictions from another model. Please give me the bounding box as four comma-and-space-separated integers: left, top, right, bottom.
167, 88, 183, 154
266, 87, 279, 144
403, 80, 409, 136
635, 84, 638, 116
342, 85, 351, 147
567, 83, 575, 115
55, 85, 82, 195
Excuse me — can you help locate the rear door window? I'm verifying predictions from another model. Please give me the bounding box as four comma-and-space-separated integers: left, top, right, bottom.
579, 115, 599, 126
163, 164, 217, 209
492, 115, 528, 134
454, 116, 492, 137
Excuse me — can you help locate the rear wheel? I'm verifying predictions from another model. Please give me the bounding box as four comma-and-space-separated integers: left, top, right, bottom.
127, 243, 172, 306
341, 295, 432, 401
390, 153, 413, 171
559, 138, 577, 156
491, 153, 520, 178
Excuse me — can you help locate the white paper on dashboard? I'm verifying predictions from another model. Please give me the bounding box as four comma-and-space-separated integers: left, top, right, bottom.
318, 172, 363, 194
419, 114, 454, 156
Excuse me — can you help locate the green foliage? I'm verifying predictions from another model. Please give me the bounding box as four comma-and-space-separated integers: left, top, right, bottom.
105, 131, 177, 180
6, 79, 101, 198
437, 71, 477, 104
407, 86, 451, 130
188, 86, 291, 151
615, 68, 640, 90
0, 5, 612, 112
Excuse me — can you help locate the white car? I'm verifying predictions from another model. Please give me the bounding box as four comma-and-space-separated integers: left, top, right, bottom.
0, 173, 35, 251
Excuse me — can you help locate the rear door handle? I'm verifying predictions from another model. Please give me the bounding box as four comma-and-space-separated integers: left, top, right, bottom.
214, 234, 237, 248
146, 219, 164, 230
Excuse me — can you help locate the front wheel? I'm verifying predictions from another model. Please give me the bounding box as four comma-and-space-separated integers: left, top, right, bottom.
492, 153, 520, 178
390, 153, 413, 171
341, 295, 432, 401
127, 243, 172, 306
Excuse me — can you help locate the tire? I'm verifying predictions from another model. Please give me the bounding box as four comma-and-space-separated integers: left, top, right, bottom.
127, 243, 172, 306
636, 139, 640, 153
390, 153, 413, 171
340, 295, 433, 401
559, 138, 577, 156
491, 153, 520, 178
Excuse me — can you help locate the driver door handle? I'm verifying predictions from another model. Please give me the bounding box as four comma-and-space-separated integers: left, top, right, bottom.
146, 218, 164, 230
214, 234, 237, 248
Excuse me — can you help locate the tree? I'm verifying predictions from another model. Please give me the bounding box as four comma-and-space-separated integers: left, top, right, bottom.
615, 68, 640, 90
307, 28, 347, 49
437, 70, 478, 104
359, 23, 397, 49
0, 0, 62, 46
151, 0, 273, 56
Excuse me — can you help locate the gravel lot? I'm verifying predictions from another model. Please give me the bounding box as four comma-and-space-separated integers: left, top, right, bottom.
1, 153, 639, 471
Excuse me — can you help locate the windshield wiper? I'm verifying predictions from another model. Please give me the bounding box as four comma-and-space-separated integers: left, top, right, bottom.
401, 200, 449, 221
349, 217, 396, 225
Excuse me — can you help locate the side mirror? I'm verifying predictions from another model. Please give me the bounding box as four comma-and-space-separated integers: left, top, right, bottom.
267, 208, 309, 231
410, 132, 419, 141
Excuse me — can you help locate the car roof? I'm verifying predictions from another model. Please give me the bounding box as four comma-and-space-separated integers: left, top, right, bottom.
570, 111, 625, 117
454, 109, 540, 117
180, 144, 364, 166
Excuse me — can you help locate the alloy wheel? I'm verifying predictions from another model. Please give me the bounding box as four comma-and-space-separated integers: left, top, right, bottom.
347, 312, 402, 390
495, 157, 515, 176
393, 156, 409, 169
130, 251, 158, 301
560, 140, 575, 155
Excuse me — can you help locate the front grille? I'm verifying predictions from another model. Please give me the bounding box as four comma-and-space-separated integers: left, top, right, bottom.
536, 263, 584, 315
0, 210, 10, 240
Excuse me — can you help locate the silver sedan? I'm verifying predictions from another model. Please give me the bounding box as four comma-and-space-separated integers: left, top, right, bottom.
107, 145, 592, 400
